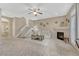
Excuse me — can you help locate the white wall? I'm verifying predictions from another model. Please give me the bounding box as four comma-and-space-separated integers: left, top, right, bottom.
0, 8, 1, 38
77, 4, 79, 39
70, 15, 76, 46
67, 4, 76, 46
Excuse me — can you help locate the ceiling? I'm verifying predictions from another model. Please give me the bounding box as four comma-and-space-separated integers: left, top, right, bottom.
0, 3, 73, 20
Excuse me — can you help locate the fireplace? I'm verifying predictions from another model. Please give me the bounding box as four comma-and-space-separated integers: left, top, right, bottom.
57, 32, 64, 40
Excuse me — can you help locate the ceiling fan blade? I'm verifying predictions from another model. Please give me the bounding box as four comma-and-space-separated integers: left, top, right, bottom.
37, 12, 43, 14
25, 9, 31, 12
28, 12, 32, 14
32, 8, 36, 12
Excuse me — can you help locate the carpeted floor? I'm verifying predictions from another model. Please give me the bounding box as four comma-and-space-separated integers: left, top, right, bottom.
0, 37, 79, 56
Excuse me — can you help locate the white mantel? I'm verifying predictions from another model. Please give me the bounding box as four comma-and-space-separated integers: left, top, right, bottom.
53, 27, 69, 38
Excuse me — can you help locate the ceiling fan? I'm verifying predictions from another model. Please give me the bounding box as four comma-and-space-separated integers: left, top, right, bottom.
27, 8, 43, 16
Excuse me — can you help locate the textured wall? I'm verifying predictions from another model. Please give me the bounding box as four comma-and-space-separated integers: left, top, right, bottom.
32, 16, 69, 38
33, 16, 68, 29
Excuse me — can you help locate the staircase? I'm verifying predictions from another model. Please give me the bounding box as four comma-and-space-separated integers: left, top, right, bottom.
16, 25, 33, 38
16, 25, 52, 39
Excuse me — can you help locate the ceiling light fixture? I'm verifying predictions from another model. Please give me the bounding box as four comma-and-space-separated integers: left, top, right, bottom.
27, 8, 43, 16
33, 12, 37, 16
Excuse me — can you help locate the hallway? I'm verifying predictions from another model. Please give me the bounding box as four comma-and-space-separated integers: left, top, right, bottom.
0, 38, 79, 56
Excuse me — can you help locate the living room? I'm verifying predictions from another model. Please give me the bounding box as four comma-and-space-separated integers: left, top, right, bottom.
0, 3, 79, 56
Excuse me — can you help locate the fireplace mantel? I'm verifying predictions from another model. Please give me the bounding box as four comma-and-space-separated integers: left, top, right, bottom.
53, 27, 69, 38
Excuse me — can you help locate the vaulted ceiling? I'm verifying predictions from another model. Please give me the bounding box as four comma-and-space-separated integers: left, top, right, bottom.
0, 3, 73, 20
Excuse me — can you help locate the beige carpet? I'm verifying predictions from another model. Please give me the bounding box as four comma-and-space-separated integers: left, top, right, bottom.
0, 38, 79, 56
